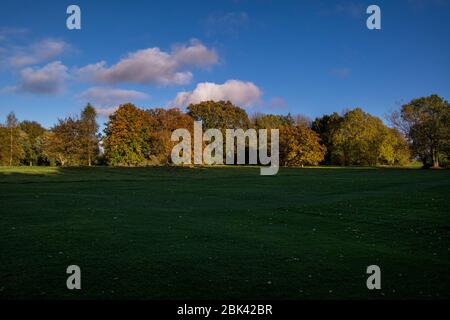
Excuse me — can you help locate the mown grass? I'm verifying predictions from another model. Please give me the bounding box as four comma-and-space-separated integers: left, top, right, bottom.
0, 166, 449, 299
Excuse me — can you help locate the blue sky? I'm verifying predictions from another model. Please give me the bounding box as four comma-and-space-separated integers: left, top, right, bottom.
1, 0, 450, 128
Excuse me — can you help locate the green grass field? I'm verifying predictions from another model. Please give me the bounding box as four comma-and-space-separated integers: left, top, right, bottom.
0, 166, 449, 299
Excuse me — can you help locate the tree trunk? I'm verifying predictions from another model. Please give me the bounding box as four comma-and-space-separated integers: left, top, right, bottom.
432, 149, 439, 168
88, 140, 92, 166
433, 156, 439, 168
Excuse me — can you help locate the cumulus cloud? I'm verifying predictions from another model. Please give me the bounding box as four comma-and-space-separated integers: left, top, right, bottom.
7, 38, 70, 67
75, 39, 218, 86
11, 61, 69, 94
172, 80, 262, 108
78, 87, 149, 116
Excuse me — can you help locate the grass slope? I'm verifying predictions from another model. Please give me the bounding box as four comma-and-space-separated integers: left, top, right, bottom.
0, 166, 449, 299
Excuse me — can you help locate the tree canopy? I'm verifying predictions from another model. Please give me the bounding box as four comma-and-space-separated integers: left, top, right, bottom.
3, 94, 449, 168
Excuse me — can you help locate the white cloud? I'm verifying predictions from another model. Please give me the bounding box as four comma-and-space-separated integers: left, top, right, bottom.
95, 107, 121, 117
78, 87, 150, 116
12, 61, 69, 94
75, 39, 218, 86
172, 80, 262, 108
8, 38, 70, 67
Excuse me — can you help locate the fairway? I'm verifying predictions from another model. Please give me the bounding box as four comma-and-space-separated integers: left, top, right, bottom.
0, 166, 449, 299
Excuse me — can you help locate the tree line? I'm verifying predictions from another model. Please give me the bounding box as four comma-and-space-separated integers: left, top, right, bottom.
0, 94, 449, 168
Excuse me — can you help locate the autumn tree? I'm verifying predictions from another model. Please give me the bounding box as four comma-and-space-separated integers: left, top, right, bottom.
0, 125, 9, 165
43, 117, 83, 166
146, 108, 194, 164
279, 125, 325, 167
80, 104, 99, 166
103, 103, 154, 166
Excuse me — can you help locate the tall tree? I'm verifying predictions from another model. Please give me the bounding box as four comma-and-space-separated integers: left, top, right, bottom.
6, 112, 20, 166
0, 112, 25, 166
80, 103, 99, 166
392, 94, 450, 168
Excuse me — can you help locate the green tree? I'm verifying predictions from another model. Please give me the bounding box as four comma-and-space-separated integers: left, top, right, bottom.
80, 103, 99, 166
378, 128, 411, 166
20, 120, 47, 166
251, 113, 294, 129
311, 112, 342, 164
394, 94, 450, 168
330, 108, 411, 166
187, 100, 250, 130
0, 112, 24, 166
332, 108, 387, 166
